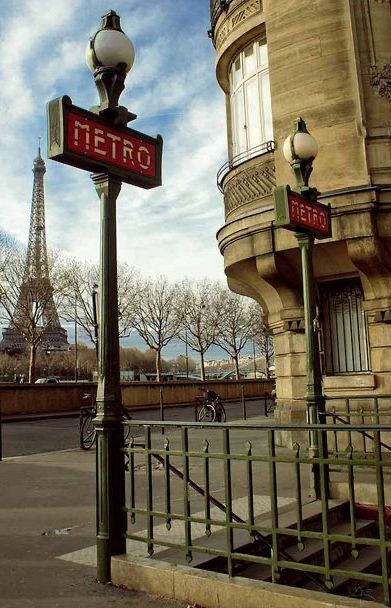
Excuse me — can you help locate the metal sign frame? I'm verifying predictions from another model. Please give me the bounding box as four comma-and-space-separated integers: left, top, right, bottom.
274, 185, 331, 239
47, 95, 163, 189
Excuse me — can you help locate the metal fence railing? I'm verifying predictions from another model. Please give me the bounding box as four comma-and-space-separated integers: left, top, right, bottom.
324, 394, 391, 455
209, 0, 234, 39
123, 420, 391, 605
217, 140, 275, 192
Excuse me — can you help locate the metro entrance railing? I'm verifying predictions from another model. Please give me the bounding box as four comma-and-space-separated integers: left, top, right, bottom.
121, 420, 391, 605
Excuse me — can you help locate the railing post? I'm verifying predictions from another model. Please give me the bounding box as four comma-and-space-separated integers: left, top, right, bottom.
0, 401, 2, 462
374, 430, 391, 606
241, 384, 247, 420
160, 386, 164, 434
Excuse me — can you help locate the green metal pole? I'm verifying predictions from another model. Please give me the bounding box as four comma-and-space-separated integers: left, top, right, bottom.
296, 232, 326, 498
92, 172, 126, 583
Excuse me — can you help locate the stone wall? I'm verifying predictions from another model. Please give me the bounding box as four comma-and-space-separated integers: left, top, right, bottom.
0, 379, 274, 417
211, 0, 391, 428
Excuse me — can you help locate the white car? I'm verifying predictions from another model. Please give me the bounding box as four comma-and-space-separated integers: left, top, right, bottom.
35, 377, 59, 384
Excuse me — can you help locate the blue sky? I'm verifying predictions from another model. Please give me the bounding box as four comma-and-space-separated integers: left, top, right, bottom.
0, 1, 227, 282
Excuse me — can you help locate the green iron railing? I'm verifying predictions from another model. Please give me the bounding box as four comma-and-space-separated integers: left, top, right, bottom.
122, 420, 391, 605
324, 394, 391, 455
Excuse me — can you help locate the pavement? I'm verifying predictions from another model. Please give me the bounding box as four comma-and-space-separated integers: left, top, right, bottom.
0, 447, 186, 608
0, 411, 291, 608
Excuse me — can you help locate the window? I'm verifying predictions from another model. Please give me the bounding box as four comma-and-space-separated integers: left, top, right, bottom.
320, 280, 370, 375
229, 39, 273, 161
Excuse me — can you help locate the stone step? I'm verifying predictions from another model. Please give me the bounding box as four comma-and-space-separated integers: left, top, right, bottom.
302, 545, 383, 597
152, 499, 348, 572
233, 518, 377, 586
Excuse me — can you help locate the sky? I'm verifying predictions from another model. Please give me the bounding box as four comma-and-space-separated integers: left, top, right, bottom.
0, 0, 227, 283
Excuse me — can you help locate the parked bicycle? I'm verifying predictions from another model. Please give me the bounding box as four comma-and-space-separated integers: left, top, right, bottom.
196, 388, 226, 422
79, 393, 132, 450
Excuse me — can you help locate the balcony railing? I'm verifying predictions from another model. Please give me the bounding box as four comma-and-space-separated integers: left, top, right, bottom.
217, 140, 275, 192
210, 0, 234, 37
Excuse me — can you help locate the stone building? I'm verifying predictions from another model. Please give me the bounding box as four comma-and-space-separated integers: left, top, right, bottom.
209, 0, 391, 425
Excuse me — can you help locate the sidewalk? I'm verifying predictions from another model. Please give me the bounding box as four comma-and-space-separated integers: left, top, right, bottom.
0, 413, 279, 607
0, 448, 186, 608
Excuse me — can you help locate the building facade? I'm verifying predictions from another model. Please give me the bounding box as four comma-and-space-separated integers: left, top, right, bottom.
210, 0, 391, 425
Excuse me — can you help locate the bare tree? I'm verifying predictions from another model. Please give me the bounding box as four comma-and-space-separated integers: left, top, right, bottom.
127, 275, 182, 381
177, 279, 221, 381
254, 321, 274, 378
60, 260, 137, 351
244, 300, 274, 377
213, 289, 260, 379
0, 246, 67, 381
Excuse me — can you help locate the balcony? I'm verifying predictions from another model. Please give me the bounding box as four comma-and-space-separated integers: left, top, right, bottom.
217, 141, 275, 218
209, 0, 233, 38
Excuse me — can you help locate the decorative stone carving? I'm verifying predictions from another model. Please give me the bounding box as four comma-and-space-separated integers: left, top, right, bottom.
215, 0, 263, 51
224, 159, 275, 216
370, 62, 391, 100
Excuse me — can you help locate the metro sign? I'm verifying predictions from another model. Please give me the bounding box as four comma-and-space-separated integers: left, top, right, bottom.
274, 185, 331, 239
47, 96, 162, 189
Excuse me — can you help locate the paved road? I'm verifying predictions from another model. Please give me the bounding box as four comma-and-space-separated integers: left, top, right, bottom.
1, 398, 272, 458
0, 403, 279, 608
0, 446, 187, 608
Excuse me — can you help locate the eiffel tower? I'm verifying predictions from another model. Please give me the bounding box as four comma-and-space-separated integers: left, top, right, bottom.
0, 145, 68, 353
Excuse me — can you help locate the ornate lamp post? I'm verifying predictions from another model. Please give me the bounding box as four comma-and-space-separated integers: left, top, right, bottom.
74, 295, 78, 383
47, 11, 162, 583
86, 10, 136, 125
282, 118, 323, 433
91, 282, 99, 359
276, 118, 331, 497
85, 12, 136, 582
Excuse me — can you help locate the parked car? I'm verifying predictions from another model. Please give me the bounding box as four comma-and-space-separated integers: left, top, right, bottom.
34, 377, 59, 384
219, 370, 247, 380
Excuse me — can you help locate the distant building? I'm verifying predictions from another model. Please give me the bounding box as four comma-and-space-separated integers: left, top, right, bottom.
209, 1, 391, 425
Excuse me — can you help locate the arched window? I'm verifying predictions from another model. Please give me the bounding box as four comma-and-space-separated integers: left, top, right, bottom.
229, 39, 273, 161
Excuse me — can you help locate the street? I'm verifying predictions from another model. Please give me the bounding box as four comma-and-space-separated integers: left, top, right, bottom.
0, 399, 277, 608
1, 398, 272, 458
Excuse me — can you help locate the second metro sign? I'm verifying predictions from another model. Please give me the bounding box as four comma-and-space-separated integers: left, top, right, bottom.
274, 185, 331, 239
47, 96, 162, 189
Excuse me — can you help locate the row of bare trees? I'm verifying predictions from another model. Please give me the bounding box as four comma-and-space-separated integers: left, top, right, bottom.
0, 234, 273, 381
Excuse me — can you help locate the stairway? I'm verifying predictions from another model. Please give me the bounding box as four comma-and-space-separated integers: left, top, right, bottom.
191, 500, 388, 604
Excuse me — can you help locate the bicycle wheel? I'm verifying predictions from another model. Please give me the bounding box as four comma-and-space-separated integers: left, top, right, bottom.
198, 403, 216, 422
81, 415, 96, 450
122, 407, 132, 444
215, 401, 226, 422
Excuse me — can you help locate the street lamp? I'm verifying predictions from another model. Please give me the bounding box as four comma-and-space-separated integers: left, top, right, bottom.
252, 337, 257, 377
74, 295, 78, 383
87, 11, 134, 582
179, 353, 189, 378
91, 283, 99, 360
86, 10, 136, 125
282, 117, 327, 496
45, 347, 52, 377
47, 10, 162, 584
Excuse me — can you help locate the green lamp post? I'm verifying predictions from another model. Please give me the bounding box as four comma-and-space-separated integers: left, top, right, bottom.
86, 11, 135, 583
282, 118, 328, 497
47, 10, 162, 583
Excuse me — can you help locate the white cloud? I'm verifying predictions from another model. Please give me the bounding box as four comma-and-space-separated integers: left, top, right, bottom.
0, 1, 229, 284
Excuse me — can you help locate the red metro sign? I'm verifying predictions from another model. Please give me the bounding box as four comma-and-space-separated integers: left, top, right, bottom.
274, 185, 331, 239
47, 96, 162, 189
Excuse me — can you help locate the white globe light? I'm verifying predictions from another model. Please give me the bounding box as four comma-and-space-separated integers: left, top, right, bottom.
86, 29, 135, 73
283, 131, 318, 163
